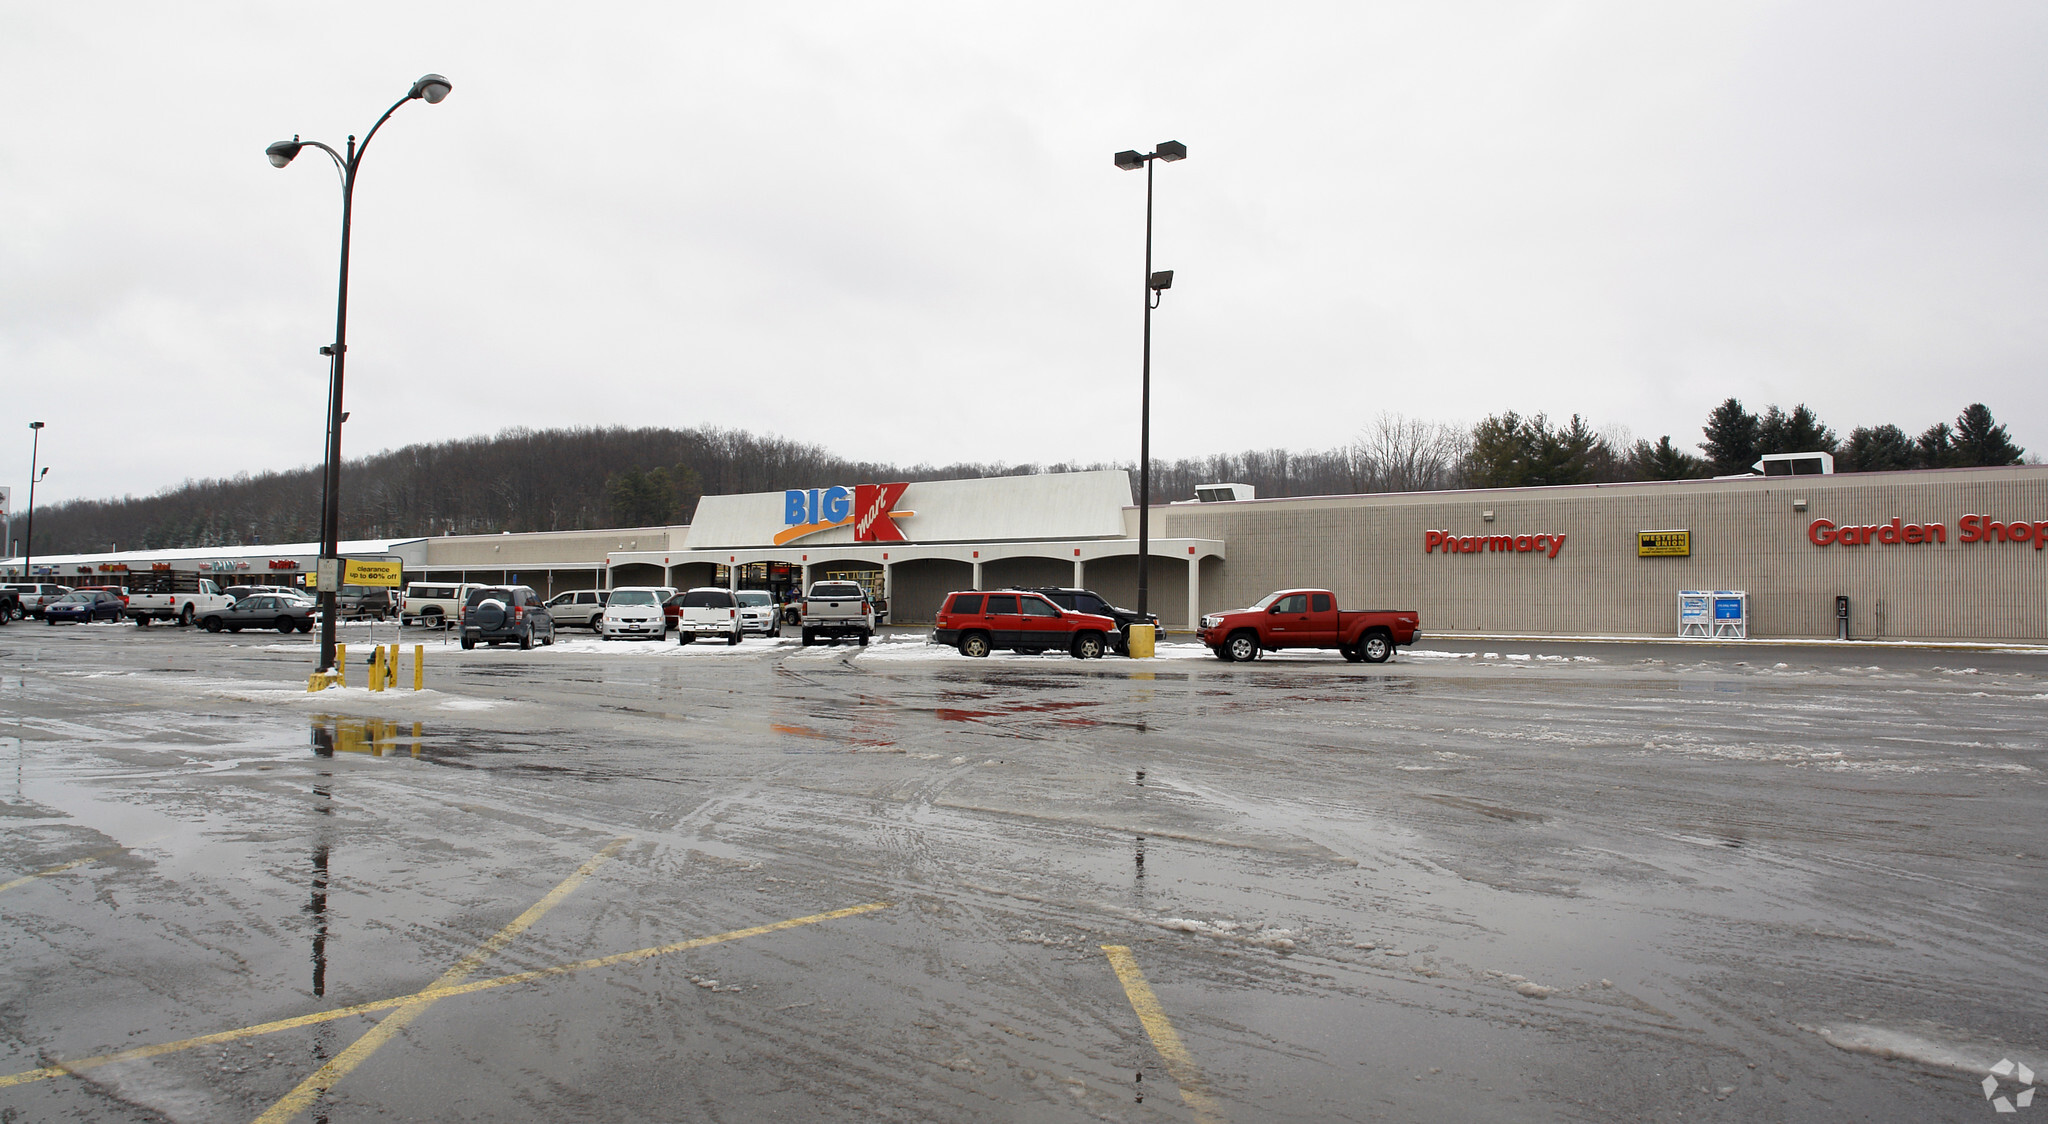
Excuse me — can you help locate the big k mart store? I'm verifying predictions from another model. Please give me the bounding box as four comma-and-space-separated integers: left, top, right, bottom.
10, 464, 2043, 642
606, 464, 2048, 642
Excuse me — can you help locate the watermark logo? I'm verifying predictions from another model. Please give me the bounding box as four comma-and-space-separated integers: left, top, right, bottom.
1984, 1059, 2036, 1113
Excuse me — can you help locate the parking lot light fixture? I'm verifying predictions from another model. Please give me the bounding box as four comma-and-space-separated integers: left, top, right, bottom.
23, 422, 46, 580
267, 73, 452, 676
1113, 140, 1186, 624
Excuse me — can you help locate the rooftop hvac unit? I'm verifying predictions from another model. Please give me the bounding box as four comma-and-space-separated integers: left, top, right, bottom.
1193, 483, 1255, 503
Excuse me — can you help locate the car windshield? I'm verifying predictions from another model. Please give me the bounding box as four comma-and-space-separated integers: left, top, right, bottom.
55, 593, 91, 603
736, 592, 772, 607
1251, 591, 1287, 610
609, 590, 658, 607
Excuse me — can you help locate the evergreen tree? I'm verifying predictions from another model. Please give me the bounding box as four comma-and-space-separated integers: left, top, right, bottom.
1917, 422, 1958, 468
1700, 398, 1759, 475
1951, 403, 2024, 466
1837, 425, 1918, 472
1628, 436, 1708, 480
605, 467, 677, 525
1464, 413, 1610, 488
1755, 404, 1837, 455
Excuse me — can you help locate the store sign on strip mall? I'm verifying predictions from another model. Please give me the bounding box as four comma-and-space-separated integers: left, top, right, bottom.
1424, 530, 1567, 558
1808, 514, 2048, 549
777, 483, 916, 546
1638, 530, 1690, 557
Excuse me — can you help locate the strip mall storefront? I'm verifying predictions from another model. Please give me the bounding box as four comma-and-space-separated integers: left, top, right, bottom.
604, 471, 1226, 629
9, 464, 2041, 641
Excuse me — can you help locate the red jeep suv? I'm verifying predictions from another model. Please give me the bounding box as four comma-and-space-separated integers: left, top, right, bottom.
932, 590, 1118, 659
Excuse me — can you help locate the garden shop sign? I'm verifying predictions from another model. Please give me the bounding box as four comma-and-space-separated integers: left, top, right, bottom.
1808, 514, 2048, 550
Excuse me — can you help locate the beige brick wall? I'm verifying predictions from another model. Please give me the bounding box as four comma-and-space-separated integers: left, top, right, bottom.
1152, 466, 2048, 641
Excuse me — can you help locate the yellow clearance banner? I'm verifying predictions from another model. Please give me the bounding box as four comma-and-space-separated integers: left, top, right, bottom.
342, 559, 403, 587
1638, 530, 1691, 557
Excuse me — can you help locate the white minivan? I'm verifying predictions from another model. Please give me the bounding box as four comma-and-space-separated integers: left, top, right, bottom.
600, 586, 675, 641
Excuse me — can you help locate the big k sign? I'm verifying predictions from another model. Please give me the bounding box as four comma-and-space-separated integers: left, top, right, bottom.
778, 483, 913, 546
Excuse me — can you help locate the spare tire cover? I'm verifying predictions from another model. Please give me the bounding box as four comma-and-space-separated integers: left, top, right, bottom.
473, 600, 508, 629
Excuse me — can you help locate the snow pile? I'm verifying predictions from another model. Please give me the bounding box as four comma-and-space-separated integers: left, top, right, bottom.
1156, 916, 1299, 950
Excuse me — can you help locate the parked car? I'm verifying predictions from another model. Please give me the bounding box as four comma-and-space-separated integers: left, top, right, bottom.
799, 580, 875, 647
1197, 589, 1420, 663
600, 587, 671, 641
45, 590, 128, 625
931, 590, 1117, 659
223, 584, 310, 603
3, 583, 72, 619
735, 589, 780, 637
460, 586, 555, 650
401, 582, 483, 628
1017, 587, 1159, 655
126, 571, 234, 627
544, 589, 610, 629
198, 593, 316, 633
0, 587, 18, 624
335, 585, 395, 620
671, 587, 742, 645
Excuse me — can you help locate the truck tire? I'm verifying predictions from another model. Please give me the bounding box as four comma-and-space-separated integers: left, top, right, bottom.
1339, 642, 1364, 662
1361, 630, 1392, 663
422, 608, 443, 629
677, 631, 694, 645
1225, 631, 1261, 663
135, 615, 149, 626
729, 629, 742, 646
959, 632, 991, 658
179, 605, 195, 627
461, 635, 475, 650
1070, 632, 1104, 660
856, 631, 868, 647
520, 629, 533, 650
801, 628, 815, 647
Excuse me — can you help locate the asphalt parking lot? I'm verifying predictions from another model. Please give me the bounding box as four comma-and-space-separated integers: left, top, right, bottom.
3, 621, 2044, 1122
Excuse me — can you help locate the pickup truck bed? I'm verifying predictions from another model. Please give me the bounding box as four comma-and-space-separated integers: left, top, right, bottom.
799, 581, 875, 647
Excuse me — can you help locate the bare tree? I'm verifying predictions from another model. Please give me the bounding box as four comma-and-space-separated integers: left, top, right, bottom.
1353, 413, 1469, 492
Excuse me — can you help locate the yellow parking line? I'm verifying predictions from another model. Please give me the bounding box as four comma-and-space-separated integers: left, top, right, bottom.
1101, 945, 1226, 1124
0, 900, 890, 1092
251, 835, 632, 1124
0, 854, 108, 895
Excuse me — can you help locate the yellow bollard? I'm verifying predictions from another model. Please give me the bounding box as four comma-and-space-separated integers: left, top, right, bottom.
336, 644, 347, 688
414, 644, 425, 691
369, 645, 386, 692
1127, 623, 1156, 659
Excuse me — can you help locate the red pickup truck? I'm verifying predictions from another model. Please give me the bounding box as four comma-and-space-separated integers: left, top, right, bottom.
1197, 589, 1420, 663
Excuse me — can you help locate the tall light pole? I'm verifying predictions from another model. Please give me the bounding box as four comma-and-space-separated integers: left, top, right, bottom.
267, 73, 452, 675
1113, 140, 1185, 623
23, 422, 47, 580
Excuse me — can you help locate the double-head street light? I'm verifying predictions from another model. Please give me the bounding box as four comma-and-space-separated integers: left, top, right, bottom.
23, 421, 48, 579
1113, 140, 1186, 623
266, 73, 451, 675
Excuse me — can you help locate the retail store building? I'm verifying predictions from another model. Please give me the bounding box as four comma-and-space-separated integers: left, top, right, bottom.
8, 465, 2043, 641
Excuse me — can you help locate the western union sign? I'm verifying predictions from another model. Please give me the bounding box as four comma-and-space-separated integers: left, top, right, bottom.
1638, 530, 1691, 558
341, 558, 403, 587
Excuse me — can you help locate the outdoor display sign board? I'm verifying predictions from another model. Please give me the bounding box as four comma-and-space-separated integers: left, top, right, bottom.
342, 559, 403, 588
1678, 591, 1712, 637
1711, 590, 1748, 638
1638, 529, 1690, 557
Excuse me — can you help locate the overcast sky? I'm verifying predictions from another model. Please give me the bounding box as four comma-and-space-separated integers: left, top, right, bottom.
4, 2, 2045, 507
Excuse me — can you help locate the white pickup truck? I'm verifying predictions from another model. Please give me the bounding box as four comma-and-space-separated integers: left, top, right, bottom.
799, 580, 875, 647
126, 571, 234, 627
